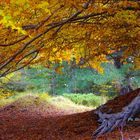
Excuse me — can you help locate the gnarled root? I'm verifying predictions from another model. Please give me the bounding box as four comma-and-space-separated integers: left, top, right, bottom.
92, 94, 140, 138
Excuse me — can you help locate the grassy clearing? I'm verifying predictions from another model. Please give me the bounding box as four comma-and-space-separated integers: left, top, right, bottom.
50, 96, 93, 112
63, 93, 108, 108
0, 93, 93, 113
0, 92, 108, 113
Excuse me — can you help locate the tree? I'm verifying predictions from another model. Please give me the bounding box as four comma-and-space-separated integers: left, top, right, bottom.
109, 49, 134, 95
0, 0, 139, 76
93, 88, 140, 138
0, 0, 140, 137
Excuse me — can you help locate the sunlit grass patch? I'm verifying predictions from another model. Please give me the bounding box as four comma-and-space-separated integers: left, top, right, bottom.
49, 96, 93, 112
0, 92, 28, 107
63, 93, 108, 108
0, 92, 92, 113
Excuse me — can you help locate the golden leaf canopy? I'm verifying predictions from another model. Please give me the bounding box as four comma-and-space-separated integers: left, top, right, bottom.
0, 0, 139, 75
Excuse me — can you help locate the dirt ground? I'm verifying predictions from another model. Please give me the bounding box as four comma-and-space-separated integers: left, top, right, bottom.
0, 89, 140, 140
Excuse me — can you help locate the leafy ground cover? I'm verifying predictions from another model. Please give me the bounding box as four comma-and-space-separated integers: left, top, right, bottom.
0, 89, 140, 140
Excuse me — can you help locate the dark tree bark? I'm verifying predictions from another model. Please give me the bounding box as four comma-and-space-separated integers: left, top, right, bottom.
113, 56, 122, 69
92, 91, 140, 139
112, 53, 133, 95
120, 85, 133, 96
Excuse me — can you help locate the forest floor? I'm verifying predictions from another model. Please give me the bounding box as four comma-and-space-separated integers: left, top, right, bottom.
0, 89, 140, 140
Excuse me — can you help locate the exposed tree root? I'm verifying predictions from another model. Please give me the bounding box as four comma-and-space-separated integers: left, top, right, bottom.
92, 92, 140, 139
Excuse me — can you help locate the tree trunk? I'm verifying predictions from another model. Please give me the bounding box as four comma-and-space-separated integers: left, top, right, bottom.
112, 54, 133, 95
92, 89, 140, 138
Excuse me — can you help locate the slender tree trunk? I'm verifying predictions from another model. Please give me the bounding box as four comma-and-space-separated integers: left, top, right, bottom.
113, 55, 133, 95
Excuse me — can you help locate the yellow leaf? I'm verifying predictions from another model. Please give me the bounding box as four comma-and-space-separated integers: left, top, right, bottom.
37, 1, 51, 14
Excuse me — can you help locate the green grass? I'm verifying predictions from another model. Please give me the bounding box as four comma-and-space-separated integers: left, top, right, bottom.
50, 96, 93, 111
63, 93, 108, 108
0, 91, 107, 113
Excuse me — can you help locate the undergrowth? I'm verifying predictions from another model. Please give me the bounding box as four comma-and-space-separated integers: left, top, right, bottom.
63, 93, 108, 107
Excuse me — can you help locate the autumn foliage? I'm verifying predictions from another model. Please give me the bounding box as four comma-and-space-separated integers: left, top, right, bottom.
0, 0, 139, 76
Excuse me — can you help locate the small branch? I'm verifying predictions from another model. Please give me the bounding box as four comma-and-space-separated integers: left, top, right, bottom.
15, 45, 43, 66
22, 5, 65, 31
0, 36, 28, 47
0, 51, 39, 77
